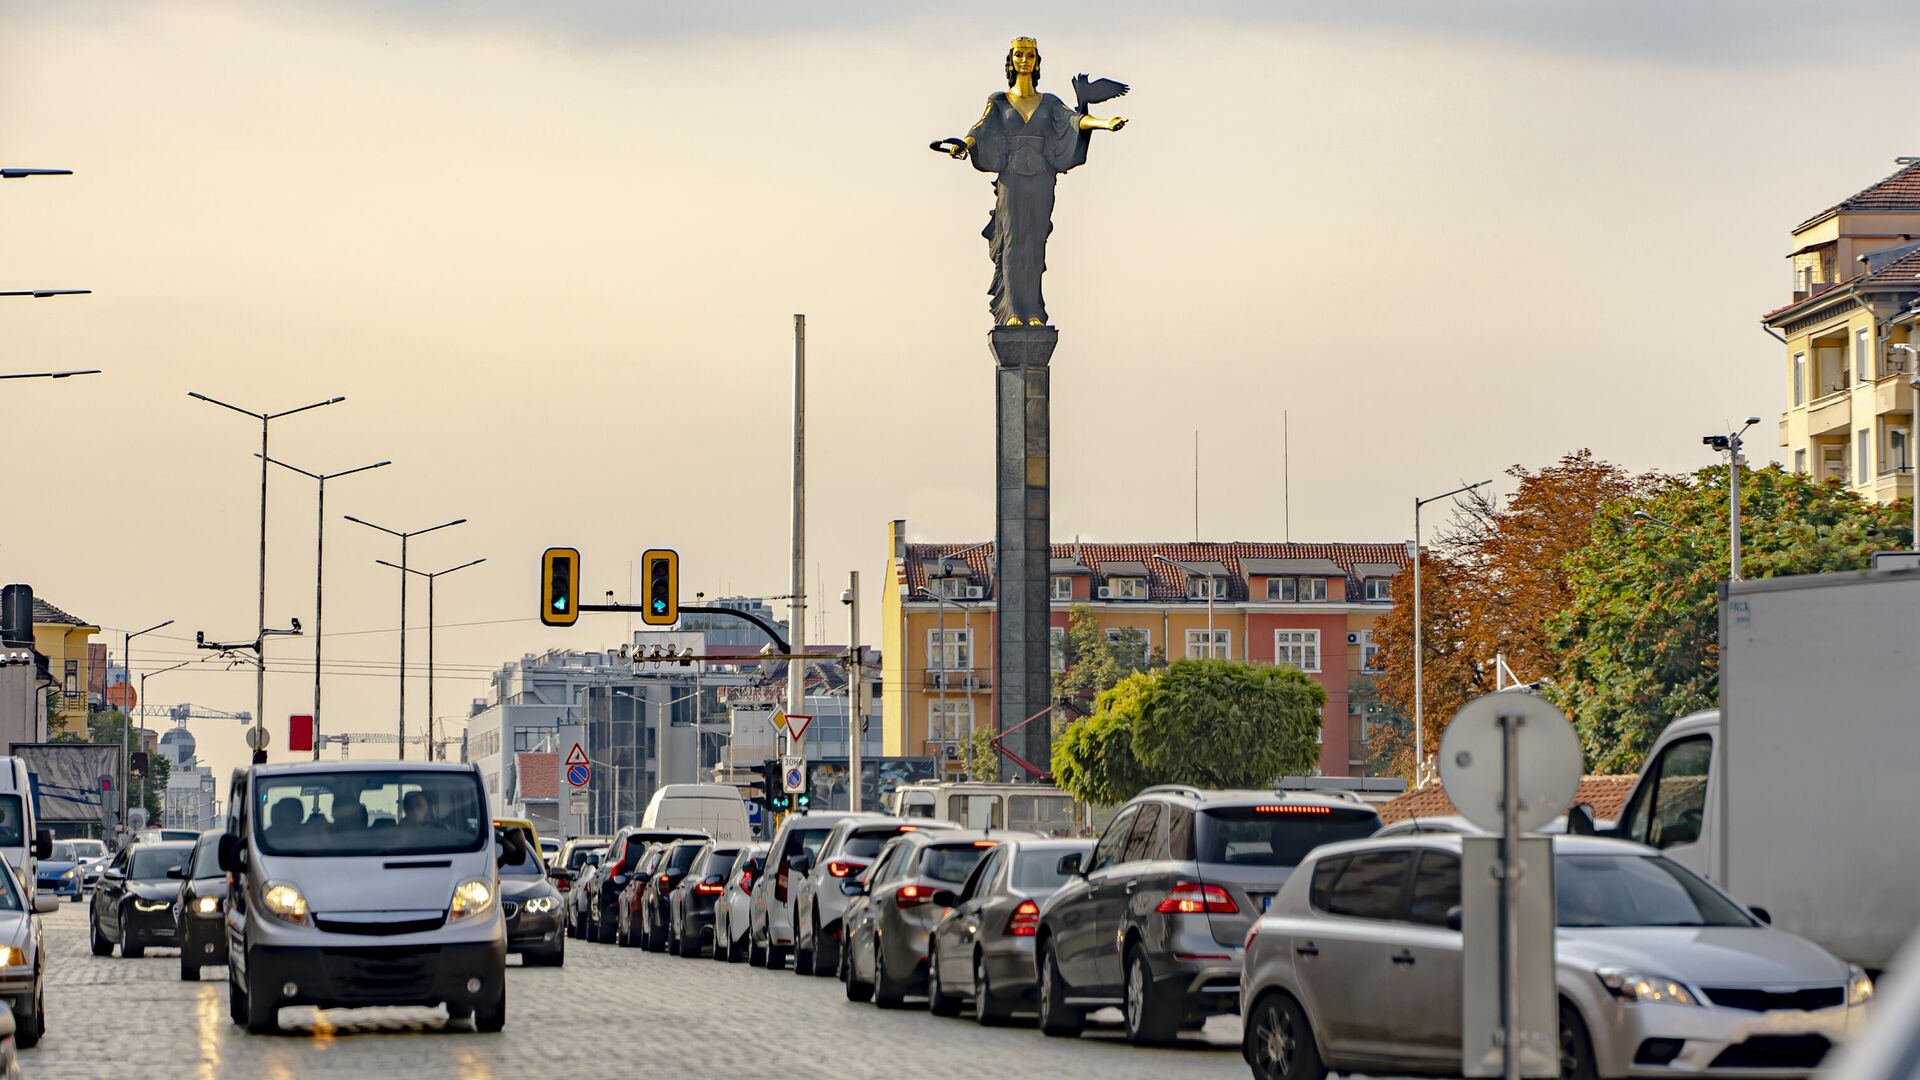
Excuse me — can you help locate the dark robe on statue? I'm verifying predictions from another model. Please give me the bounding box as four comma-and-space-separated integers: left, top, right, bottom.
967, 91, 1090, 325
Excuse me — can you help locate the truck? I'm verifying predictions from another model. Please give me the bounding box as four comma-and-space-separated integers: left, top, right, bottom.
1596, 568, 1920, 972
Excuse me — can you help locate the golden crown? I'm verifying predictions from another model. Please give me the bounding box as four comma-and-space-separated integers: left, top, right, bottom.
1010, 36, 1038, 48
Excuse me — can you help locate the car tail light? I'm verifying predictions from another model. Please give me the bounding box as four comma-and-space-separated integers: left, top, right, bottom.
894, 883, 936, 908
826, 859, 865, 878
1253, 804, 1331, 814
971, 840, 999, 848
695, 876, 725, 895
555, 876, 571, 892
658, 873, 673, 889
1005, 898, 1041, 937
737, 870, 756, 894
1155, 880, 1239, 915
776, 860, 790, 901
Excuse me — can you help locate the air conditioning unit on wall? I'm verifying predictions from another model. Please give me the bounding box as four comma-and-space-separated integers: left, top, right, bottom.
1346, 632, 1360, 645
1096, 586, 1113, 599
965, 586, 985, 599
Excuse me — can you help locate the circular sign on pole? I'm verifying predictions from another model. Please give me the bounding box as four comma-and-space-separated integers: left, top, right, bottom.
1438, 691, 1582, 834
566, 763, 590, 787
245, 727, 271, 752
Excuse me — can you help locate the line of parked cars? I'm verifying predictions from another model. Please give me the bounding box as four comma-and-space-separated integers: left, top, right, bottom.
560, 781, 1879, 1079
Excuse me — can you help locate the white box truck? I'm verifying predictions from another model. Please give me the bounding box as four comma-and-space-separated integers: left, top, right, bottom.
1600, 568, 1920, 972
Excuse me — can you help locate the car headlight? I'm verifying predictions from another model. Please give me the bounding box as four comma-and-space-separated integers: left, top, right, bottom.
1596, 967, 1698, 1006
449, 878, 494, 921
0, 947, 23, 968
1849, 965, 1875, 1006
261, 882, 309, 925
523, 895, 556, 914
132, 898, 170, 913
59, 868, 76, 881
194, 895, 220, 916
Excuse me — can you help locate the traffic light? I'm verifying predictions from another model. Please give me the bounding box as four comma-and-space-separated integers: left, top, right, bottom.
795, 790, 811, 811
541, 547, 580, 627
751, 759, 776, 820
129, 752, 148, 780
641, 548, 678, 627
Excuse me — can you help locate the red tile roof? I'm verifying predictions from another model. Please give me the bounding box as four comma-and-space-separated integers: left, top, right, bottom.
1763, 242, 1920, 323
1378, 775, 1636, 824
903, 541, 1409, 602
515, 752, 559, 801
1796, 161, 1920, 231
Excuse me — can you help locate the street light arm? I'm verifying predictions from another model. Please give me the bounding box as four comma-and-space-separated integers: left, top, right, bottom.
259, 454, 322, 481
344, 514, 404, 539
1416, 478, 1493, 509
131, 619, 175, 640
266, 395, 346, 420
187, 391, 265, 420
0, 370, 102, 380
414, 517, 467, 538
0, 290, 89, 298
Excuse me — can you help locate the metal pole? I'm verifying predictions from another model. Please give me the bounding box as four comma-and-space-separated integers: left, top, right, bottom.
121, 637, 132, 824
1413, 500, 1424, 787
314, 476, 325, 759
848, 570, 862, 812
398, 534, 408, 760
426, 575, 435, 762
1500, 711, 1523, 1080
1728, 435, 1743, 582
788, 314, 807, 736
255, 416, 269, 761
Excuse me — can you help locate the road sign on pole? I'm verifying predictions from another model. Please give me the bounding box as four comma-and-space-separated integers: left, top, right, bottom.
783, 713, 813, 743
565, 742, 591, 787
780, 755, 806, 794
1442, 691, 1578, 1080
568, 789, 589, 815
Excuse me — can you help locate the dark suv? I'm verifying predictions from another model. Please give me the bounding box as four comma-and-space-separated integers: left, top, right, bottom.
1034, 786, 1381, 1044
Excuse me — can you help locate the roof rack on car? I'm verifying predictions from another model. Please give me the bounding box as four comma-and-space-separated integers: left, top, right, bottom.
1272, 788, 1364, 804
1136, 784, 1205, 799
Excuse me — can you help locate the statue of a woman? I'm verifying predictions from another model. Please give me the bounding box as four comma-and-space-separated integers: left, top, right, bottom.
939, 38, 1128, 326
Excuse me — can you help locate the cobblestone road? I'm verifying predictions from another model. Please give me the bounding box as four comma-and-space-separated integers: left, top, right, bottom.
25, 901, 1253, 1079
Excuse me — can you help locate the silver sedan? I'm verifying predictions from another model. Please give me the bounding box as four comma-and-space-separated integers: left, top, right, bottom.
1240, 834, 1872, 1079
0, 859, 53, 1048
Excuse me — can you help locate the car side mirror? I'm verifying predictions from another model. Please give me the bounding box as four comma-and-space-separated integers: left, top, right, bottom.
165, 866, 185, 879
929, 888, 957, 908
1565, 804, 1597, 836
31, 894, 57, 915
1056, 852, 1083, 877
102, 868, 125, 883
841, 879, 867, 897
32, 830, 51, 861
1446, 905, 1463, 932
217, 833, 245, 876
1749, 905, 1772, 925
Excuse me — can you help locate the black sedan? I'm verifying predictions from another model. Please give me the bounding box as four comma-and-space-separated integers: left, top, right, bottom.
89, 840, 192, 958
498, 825, 565, 966
668, 842, 742, 959
173, 831, 229, 980
927, 838, 1093, 1023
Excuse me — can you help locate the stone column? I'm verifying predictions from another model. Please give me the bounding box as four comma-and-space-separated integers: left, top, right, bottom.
990, 325, 1057, 780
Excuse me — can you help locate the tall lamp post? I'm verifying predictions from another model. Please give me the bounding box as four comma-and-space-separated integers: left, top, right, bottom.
264, 455, 391, 758
1412, 479, 1491, 787
347, 514, 465, 760
375, 556, 484, 762
120, 618, 174, 824
1702, 417, 1760, 581
136, 660, 194, 815
190, 391, 345, 758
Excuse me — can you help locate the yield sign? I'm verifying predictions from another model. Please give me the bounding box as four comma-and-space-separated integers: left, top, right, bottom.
783, 714, 813, 742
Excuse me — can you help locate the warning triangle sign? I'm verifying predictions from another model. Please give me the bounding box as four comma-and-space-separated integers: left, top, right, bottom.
565, 743, 589, 768
784, 714, 813, 742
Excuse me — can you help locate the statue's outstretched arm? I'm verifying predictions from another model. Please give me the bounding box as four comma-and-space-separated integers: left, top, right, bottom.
1077, 113, 1128, 132
949, 101, 995, 158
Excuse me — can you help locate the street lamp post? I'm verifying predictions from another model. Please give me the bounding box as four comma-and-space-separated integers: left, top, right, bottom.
121, 619, 173, 824
1, 168, 72, 179
346, 514, 465, 760
136, 660, 193, 815
1703, 418, 1761, 582
264, 455, 391, 759
1412, 479, 1492, 787
1893, 343, 1920, 547
1153, 554, 1219, 652
376, 557, 484, 762
190, 391, 345, 759
0, 290, 88, 299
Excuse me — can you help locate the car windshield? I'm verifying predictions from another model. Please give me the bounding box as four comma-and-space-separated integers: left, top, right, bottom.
1557, 854, 1755, 928
1012, 849, 1084, 892
786, 828, 833, 863
1008, 794, 1079, 837
500, 829, 544, 877
254, 769, 488, 857
1195, 806, 1382, 867
703, 849, 740, 876
843, 826, 914, 858
667, 845, 703, 873
131, 846, 190, 880
920, 843, 994, 885
0, 863, 20, 912
70, 840, 106, 859
49, 842, 80, 862
0, 795, 23, 848
567, 846, 606, 872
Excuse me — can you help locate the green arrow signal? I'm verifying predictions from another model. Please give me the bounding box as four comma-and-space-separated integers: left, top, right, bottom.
553, 598, 566, 610
652, 599, 667, 613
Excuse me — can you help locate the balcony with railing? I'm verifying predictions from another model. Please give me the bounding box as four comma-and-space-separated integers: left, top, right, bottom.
921, 667, 991, 692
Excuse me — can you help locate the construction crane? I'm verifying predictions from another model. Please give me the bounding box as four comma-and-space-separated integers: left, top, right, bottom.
317, 732, 429, 760
133, 703, 253, 724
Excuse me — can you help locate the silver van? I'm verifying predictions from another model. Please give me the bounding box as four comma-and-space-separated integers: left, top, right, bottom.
218, 761, 521, 1034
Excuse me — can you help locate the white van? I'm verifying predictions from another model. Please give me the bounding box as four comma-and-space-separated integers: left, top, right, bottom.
219, 760, 517, 1033
640, 784, 748, 842
0, 758, 52, 888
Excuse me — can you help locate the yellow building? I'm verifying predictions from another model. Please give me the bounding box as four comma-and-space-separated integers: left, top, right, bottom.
881, 520, 1407, 779
32, 598, 99, 738
1767, 158, 1920, 503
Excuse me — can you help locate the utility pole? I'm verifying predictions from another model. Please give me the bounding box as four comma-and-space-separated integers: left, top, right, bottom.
121, 619, 172, 824
376, 557, 484, 762
1703, 418, 1760, 582
347, 514, 466, 760
845, 571, 862, 811
1413, 479, 1491, 786
788, 315, 807, 744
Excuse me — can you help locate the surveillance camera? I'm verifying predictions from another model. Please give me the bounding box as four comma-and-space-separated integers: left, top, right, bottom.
195, 631, 205, 646
840, 589, 853, 605
290, 617, 302, 631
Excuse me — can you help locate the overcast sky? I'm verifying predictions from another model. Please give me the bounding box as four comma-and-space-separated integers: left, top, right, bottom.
5, 2, 1913, 784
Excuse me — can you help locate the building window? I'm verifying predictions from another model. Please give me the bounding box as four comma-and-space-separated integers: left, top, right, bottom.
927, 628, 971, 671
1858, 328, 1873, 381
930, 576, 970, 599
62, 660, 78, 698
1185, 629, 1231, 659
1050, 575, 1073, 601
1104, 576, 1146, 600
1187, 575, 1227, 600
928, 699, 972, 744
1050, 626, 1066, 672
1889, 425, 1911, 475
1793, 352, 1806, 406
1794, 448, 1808, 476
1299, 577, 1328, 602
1359, 630, 1381, 673
1823, 442, 1847, 483
1275, 630, 1320, 673
1266, 577, 1296, 601
1859, 427, 1871, 484
1362, 577, 1392, 602
1104, 627, 1150, 670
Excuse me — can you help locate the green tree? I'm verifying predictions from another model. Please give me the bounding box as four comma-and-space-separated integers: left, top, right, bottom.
965, 723, 999, 781
1052, 605, 1152, 709
1549, 465, 1907, 771
1052, 660, 1325, 803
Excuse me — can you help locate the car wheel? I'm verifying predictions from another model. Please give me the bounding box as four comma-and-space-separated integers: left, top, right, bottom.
793, 919, 814, 977
180, 950, 199, 981
88, 912, 112, 957
473, 984, 506, 1033
119, 912, 145, 959
68, 892, 80, 903
228, 964, 248, 1026
1246, 992, 1325, 1080
1559, 999, 1600, 1080
767, 941, 787, 970
872, 937, 908, 1009
749, 934, 767, 967
245, 970, 279, 1034
843, 939, 873, 1002
1123, 945, 1181, 1045
14, 981, 42, 1049
973, 951, 1014, 1026
927, 945, 962, 1017
726, 924, 746, 963
1037, 941, 1084, 1038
